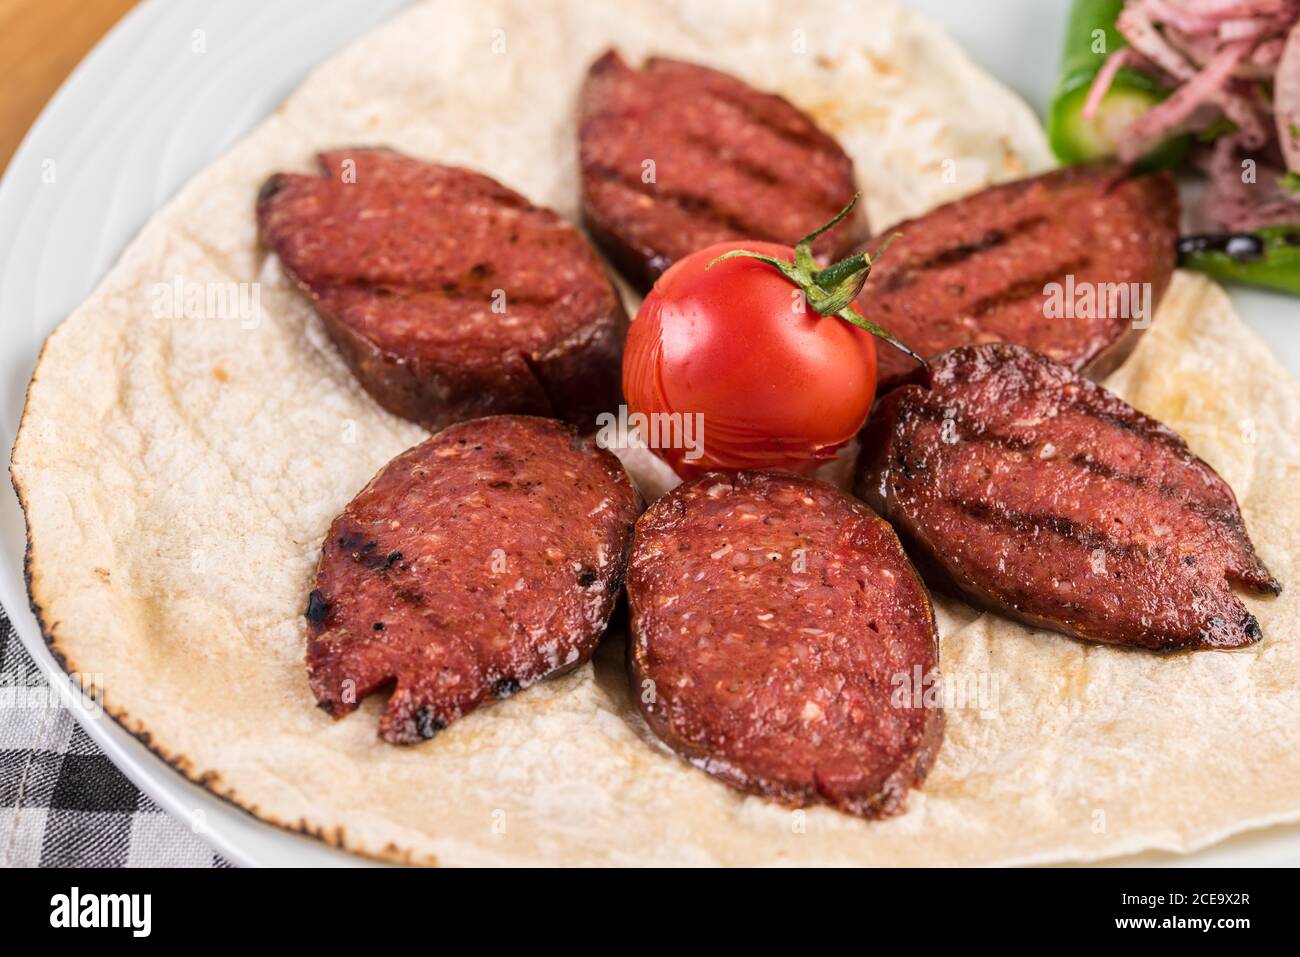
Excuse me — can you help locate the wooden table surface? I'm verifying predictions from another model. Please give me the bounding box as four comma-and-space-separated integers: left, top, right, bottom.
0, 0, 138, 173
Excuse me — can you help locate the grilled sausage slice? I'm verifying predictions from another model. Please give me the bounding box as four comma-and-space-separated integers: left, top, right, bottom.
856, 345, 1279, 650
857, 164, 1179, 392
579, 50, 866, 292
258, 148, 627, 431
627, 472, 942, 818
306, 416, 640, 744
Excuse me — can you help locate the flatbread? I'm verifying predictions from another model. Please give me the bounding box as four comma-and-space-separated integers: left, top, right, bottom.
12, 0, 1299, 865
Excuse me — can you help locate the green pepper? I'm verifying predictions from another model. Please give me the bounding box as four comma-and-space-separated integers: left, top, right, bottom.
1048, 0, 1187, 169
1177, 229, 1300, 296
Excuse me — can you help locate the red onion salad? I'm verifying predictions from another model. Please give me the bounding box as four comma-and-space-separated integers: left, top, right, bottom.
1084, 0, 1300, 229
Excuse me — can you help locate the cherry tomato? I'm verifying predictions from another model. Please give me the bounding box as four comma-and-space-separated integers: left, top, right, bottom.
623, 240, 878, 477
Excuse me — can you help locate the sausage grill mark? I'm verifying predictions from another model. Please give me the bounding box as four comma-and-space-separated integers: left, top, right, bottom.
902, 401, 1247, 533
585, 163, 767, 239
951, 497, 1137, 558
699, 85, 838, 153
857, 164, 1179, 392
680, 131, 787, 186
879, 216, 1045, 291
578, 50, 866, 291
963, 257, 1091, 320
346, 275, 562, 312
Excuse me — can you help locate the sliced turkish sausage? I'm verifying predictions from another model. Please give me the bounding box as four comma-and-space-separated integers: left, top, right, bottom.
627, 471, 942, 818
306, 415, 640, 744
856, 344, 1280, 650
857, 164, 1179, 392
579, 50, 866, 292
258, 148, 627, 431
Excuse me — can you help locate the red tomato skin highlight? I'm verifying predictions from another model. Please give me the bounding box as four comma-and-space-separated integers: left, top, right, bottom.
622, 241, 877, 478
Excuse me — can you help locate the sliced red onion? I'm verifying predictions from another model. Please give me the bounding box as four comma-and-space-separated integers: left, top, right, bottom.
1083, 48, 1134, 121
1119, 6, 1200, 80
1085, 0, 1299, 197
1205, 138, 1300, 229
1277, 23, 1300, 170
1166, 25, 1228, 66
1183, 0, 1292, 18
1219, 17, 1273, 39
1251, 35, 1288, 63
1142, 0, 1221, 34
1214, 79, 1272, 146
1119, 38, 1254, 161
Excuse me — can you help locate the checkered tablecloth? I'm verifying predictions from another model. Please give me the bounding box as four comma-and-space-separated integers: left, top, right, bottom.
0, 606, 229, 867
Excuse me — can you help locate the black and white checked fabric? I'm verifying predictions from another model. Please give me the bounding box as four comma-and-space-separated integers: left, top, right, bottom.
0, 605, 229, 867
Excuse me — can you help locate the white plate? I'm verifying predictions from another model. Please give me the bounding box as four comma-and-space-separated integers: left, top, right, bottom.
1, 0, 1296, 867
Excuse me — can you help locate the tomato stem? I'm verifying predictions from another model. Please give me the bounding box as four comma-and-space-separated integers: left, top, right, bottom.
813, 252, 869, 289
705, 196, 925, 367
